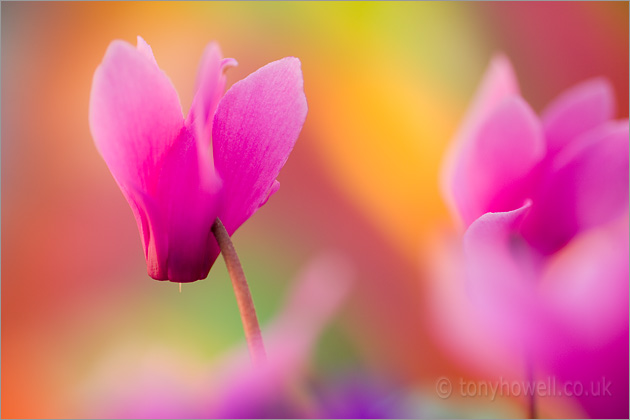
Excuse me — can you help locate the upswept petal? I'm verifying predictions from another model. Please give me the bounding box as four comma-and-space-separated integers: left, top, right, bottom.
136, 35, 159, 68
212, 57, 307, 234
521, 121, 629, 254
441, 54, 520, 225
451, 96, 545, 226
89, 39, 184, 196
463, 203, 554, 348
187, 42, 237, 140
457, 54, 521, 137
186, 42, 237, 182
541, 78, 616, 155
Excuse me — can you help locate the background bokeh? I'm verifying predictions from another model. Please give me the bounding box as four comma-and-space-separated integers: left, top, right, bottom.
2, 2, 628, 418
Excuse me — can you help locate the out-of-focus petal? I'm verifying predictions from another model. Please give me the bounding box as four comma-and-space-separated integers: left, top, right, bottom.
425, 235, 525, 378
212, 57, 307, 234
154, 127, 222, 282
549, 330, 629, 419
451, 97, 545, 226
541, 78, 616, 155
78, 344, 206, 419
442, 54, 520, 226
543, 217, 630, 420
89, 39, 184, 196
463, 203, 554, 349
541, 217, 629, 344
457, 54, 521, 136
522, 121, 629, 254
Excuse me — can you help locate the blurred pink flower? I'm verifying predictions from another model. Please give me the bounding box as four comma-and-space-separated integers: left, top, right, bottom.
89, 37, 307, 282
442, 55, 628, 417
80, 253, 358, 419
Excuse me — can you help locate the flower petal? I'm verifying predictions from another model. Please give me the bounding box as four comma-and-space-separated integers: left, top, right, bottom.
212, 57, 307, 234
541, 217, 629, 344
154, 127, 222, 282
463, 203, 554, 348
442, 54, 520, 226
135, 35, 159, 67
521, 121, 629, 254
541, 218, 629, 418
187, 42, 237, 139
120, 182, 168, 280
541, 77, 616, 156
258, 180, 280, 208
451, 96, 545, 226
89, 38, 184, 196
186, 42, 237, 180
458, 54, 521, 135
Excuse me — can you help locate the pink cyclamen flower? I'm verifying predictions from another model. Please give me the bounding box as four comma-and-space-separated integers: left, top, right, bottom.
89, 37, 307, 282
442, 55, 628, 417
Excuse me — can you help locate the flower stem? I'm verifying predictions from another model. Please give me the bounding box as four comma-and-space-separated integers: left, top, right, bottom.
211, 217, 267, 367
